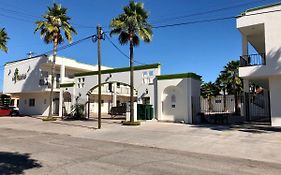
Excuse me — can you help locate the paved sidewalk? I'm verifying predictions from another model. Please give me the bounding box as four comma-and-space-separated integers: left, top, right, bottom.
1, 117, 281, 164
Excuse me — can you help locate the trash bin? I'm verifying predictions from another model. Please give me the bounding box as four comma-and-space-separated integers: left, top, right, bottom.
137, 104, 153, 120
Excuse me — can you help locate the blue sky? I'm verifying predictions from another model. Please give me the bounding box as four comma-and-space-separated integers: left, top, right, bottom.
0, 0, 279, 90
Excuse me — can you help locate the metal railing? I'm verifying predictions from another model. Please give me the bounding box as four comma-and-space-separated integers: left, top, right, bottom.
240, 53, 266, 67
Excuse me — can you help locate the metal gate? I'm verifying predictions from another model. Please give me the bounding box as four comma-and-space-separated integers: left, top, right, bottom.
244, 92, 271, 122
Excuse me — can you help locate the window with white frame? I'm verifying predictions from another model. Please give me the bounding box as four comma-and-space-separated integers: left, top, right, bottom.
77, 77, 85, 88
142, 70, 154, 84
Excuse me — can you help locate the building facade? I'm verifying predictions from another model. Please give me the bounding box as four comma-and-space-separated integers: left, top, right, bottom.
3, 55, 201, 123
237, 2, 281, 126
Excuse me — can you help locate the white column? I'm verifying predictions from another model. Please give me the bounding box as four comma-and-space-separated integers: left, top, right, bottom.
242, 34, 248, 56
243, 79, 250, 93
112, 83, 117, 107
59, 89, 63, 117
60, 63, 65, 83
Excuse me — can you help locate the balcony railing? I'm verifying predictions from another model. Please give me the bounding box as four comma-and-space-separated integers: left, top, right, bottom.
240, 53, 266, 67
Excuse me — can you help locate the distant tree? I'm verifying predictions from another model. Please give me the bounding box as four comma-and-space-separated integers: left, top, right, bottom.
35, 3, 77, 119
110, 1, 152, 123
0, 28, 9, 53
201, 82, 220, 111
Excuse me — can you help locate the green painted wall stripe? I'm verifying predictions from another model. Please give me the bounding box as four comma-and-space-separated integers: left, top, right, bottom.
238, 2, 281, 17
156, 73, 201, 81
60, 83, 75, 87
75, 63, 161, 77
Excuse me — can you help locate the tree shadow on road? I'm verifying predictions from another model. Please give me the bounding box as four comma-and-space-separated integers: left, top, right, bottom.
0, 152, 42, 175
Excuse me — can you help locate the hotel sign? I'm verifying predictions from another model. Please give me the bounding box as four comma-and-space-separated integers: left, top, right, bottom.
12, 68, 27, 83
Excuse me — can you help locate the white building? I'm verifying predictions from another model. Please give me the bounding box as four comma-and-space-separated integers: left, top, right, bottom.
3, 55, 201, 123
237, 2, 281, 126
3, 55, 111, 116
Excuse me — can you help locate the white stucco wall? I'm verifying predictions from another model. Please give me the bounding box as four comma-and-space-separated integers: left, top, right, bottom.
238, 5, 281, 78
156, 77, 200, 123
74, 66, 160, 116
18, 92, 54, 116
3, 56, 49, 94
269, 76, 281, 126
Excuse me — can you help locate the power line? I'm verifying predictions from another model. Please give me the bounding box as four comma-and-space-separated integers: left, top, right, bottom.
150, 0, 268, 25
104, 33, 146, 65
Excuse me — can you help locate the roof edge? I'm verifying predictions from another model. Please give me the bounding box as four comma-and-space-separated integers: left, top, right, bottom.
74, 63, 161, 77
238, 2, 281, 17
156, 73, 202, 81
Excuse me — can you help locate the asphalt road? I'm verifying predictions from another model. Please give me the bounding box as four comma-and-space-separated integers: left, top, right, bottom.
0, 128, 281, 175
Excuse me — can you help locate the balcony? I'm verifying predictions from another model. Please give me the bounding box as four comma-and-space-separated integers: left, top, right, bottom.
240, 53, 266, 67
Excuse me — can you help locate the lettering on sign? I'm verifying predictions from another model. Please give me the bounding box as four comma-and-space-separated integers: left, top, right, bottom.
12, 68, 27, 83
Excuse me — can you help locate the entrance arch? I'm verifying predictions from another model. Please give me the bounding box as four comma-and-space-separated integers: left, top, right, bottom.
62, 91, 72, 115
86, 81, 138, 118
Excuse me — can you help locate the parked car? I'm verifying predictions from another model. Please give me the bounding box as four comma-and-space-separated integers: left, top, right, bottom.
0, 106, 19, 116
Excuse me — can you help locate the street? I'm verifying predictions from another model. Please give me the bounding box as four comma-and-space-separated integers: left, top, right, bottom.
0, 120, 281, 175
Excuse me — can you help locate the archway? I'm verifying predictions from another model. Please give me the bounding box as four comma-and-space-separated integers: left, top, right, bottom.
62, 91, 72, 115
86, 81, 138, 119
161, 86, 185, 121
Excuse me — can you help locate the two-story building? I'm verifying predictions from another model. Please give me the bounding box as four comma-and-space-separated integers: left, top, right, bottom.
3, 55, 201, 124
237, 2, 281, 126
3, 55, 111, 116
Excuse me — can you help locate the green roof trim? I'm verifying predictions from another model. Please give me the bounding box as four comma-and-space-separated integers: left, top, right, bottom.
238, 2, 281, 17
60, 83, 75, 87
156, 73, 202, 81
75, 63, 161, 77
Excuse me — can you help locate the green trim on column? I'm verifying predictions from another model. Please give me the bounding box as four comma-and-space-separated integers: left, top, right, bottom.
238, 2, 281, 17
60, 83, 75, 87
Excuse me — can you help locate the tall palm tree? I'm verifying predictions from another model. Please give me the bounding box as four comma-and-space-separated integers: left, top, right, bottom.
110, 1, 152, 123
0, 28, 9, 53
35, 3, 76, 119
223, 60, 243, 114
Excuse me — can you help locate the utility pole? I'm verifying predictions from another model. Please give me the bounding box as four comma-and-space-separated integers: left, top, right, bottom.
97, 25, 102, 129
92, 25, 105, 129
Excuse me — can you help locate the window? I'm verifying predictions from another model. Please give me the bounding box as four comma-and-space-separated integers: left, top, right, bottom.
77, 77, 85, 88
101, 100, 104, 107
39, 71, 48, 86
44, 99, 47, 104
117, 82, 120, 88
142, 71, 148, 77
149, 70, 154, 76
29, 99, 35, 107
24, 99, 27, 105
11, 99, 15, 106
215, 100, 222, 103
171, 94, 176, 108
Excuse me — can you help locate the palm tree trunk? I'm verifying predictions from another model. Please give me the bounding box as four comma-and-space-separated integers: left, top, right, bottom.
129, 34, 134, 122
48, 35, 58, 118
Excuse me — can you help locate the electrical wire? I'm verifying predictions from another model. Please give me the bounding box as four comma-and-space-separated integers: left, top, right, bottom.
104, 34, 146, 65
150, 0, 268, 25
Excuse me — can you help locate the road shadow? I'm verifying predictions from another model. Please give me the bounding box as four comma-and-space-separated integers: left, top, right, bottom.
191, 123, 281, 134
0, 152, 42, 175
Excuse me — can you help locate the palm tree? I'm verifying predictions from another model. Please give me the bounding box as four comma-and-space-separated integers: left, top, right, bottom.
0, 28, 9, 53
223, 60, 243, 114
35, 3, 77, 119
110, 1, 152, 123
201, 82, 220, 112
